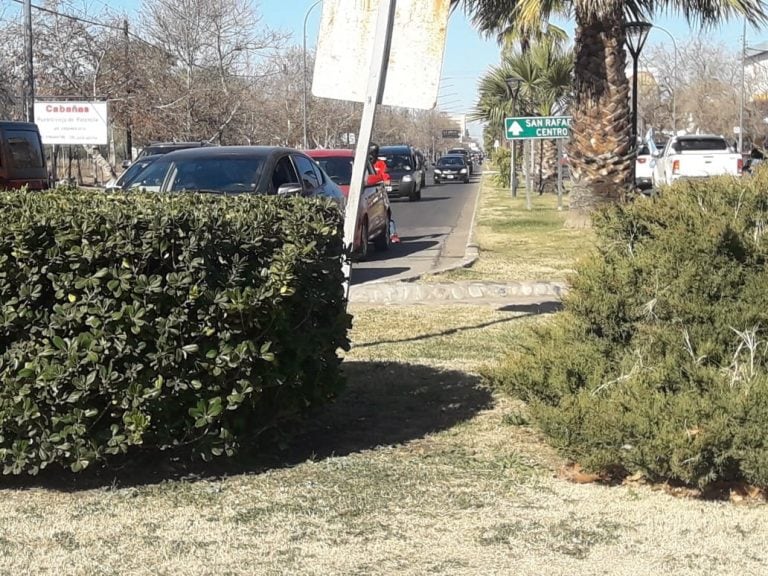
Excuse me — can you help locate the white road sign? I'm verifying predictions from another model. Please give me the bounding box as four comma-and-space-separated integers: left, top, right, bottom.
34, 101, 109, 145
312, 0, 450, 110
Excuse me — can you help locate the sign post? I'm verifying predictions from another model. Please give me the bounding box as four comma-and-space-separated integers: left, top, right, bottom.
505, 115, 571, 210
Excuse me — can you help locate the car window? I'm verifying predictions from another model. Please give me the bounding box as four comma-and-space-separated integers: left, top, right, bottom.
272, 155, 300, 191
673, 138, 729, 153
128, 160, 170, 192
168, 157, 263, 193
637, 145, 650, 156
116, 159, 156, 188
6, 130, 44, 168
437, 156, 465, 166
292, 155, 321, 190
383, 154, 412, 171
315, 157, 353, 186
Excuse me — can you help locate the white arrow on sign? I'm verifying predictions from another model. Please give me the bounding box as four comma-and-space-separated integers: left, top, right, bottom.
508, 121, 523, 136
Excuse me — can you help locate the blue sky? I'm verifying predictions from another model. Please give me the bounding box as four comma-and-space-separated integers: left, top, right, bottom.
7, 1, 768, 137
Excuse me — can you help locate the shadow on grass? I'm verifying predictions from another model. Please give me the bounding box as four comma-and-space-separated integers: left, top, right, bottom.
0, 362, 492, 492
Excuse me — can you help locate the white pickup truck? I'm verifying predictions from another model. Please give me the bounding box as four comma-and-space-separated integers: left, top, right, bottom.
650, 134, 742, 188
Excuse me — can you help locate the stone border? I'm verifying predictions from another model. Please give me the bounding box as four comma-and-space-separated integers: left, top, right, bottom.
348, 280, 568, 304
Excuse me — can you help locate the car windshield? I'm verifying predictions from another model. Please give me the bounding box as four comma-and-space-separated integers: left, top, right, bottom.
6, 130, 44, 168
382, 154, 412, 171
168, 157, 265, 193
115, 158, 158, 188
437, 156, 465, 167
315, 157, 353, 186
127, 159, 171, 192
637, 145, 650, 156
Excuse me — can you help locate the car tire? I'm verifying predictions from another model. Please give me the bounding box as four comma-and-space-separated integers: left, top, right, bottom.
358, 220, 370, 260
373, 220, 391, 252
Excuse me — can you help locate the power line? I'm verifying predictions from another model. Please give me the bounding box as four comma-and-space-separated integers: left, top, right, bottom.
9, 0, 122, 31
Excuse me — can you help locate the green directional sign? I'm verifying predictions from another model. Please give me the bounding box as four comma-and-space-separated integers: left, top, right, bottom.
504, 116, 572, 140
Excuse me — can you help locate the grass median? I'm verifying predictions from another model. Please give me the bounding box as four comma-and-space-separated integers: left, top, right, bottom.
433, 176, 594, 283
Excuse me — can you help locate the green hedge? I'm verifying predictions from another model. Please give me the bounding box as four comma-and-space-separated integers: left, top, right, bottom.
488, 171, 768, 488
0, 189, 349, 475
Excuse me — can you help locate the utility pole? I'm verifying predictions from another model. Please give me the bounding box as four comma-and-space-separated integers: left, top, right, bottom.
23, 0, 35, 122
124, 19, 133, 161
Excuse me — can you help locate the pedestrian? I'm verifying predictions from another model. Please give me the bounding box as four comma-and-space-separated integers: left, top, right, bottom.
368, 143, 400, 244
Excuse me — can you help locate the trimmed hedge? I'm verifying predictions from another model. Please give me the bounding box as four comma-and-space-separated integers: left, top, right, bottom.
0, 189, 349, 475
488, 171, 768, 488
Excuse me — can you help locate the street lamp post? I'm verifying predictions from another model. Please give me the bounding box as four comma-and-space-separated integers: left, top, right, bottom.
649, 24, 678, 135
303, 0, 323, 149
623, 21, 652, 151
505, 75, 523, 196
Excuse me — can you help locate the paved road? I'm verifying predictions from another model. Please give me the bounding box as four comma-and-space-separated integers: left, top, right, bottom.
350, 170, 481, 285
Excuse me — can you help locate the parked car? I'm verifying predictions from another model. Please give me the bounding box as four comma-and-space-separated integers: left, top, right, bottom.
0, 121, 49, 190
651, 135, 742, 188
105, 154, 162, 191
379, 145, 424, 201
123, 141, 216, 168
124, 146, 345, 207
433, 154, 470, 184
635, 144, 654, 190
305, 148, 391, 258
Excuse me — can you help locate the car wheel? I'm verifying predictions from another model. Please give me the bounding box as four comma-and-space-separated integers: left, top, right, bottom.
373, 220, 391, 251
358, 220, 370, 260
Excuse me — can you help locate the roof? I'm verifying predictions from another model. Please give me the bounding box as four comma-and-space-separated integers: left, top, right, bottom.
0, 121, 39, 130
304, 149, 354, 158
161, 146, 298, 159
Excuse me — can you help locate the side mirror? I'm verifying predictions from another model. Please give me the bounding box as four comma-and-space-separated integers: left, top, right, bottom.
366, 174, 382, 186
277, 183, 302, 196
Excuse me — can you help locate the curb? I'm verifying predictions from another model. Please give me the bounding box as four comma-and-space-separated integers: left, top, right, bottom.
348, 280, 568, 304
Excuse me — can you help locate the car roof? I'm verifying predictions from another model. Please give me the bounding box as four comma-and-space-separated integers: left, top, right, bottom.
304, 149, 355, 158
438, 154, 466, 160
380, 145, 411, 152
0, 121, 40, 130
676, 134, 723, 140
158, 146, 299, 159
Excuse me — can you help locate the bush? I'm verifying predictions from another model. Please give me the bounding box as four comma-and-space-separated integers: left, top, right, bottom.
487, 173, 768, 488
0, 189, 350, 475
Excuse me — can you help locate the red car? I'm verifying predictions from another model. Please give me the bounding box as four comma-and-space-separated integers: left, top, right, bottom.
305, 149, 391, 259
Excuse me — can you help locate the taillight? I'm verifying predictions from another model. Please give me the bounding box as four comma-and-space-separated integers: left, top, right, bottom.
672, 160, 680, 174
637, 158, 647, 164
738, 158, 744, 172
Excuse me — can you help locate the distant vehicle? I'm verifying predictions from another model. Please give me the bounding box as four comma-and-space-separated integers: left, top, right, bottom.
125, 141, 215, 167
124, 146, 345, 208
447, 147, 474, 175
635, 144, 654, 190
379, 145, 425, 202
650, 135, 742, 188
105, 154, 162, 191
433, 154, 470, 184
0, 121, 49, 190
305, 148, 391, 258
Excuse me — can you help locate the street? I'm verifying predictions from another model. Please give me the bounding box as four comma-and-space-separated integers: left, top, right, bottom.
351, 170, 481, 285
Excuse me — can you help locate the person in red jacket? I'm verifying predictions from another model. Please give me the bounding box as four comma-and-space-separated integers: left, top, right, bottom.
369, 143, 400, 244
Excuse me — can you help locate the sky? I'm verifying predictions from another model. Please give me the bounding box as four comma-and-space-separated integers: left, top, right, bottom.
6, 0, 768, 138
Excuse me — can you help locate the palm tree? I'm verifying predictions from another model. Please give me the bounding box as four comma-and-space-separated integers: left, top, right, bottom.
456, 0, 768, 225
471, 39, 573, 191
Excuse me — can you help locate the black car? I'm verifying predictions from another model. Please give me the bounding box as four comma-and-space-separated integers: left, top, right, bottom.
123, 141, 216, 168
447, 147, 474, 175
122, 146, 345, 207
433, 154, 470, 184
379, 145, 424, 202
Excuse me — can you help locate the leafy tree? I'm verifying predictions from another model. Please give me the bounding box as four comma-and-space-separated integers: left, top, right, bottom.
455, 0, 768, 224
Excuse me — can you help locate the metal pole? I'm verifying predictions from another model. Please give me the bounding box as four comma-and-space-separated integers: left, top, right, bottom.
526, 140, 533, 210
341, 0, 396, 301
23, 0, 34, 122
509, 141, 516, 196
302, 0, 322, 149
739, 16, 747, 154
631, 56, 639, 147
651, 25, 678, 134
557, 138, 563, 211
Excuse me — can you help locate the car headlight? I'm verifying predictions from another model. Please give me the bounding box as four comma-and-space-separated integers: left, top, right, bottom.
402, 175, 413, 182
460, 168, 467, 174
433, 169, 441, 174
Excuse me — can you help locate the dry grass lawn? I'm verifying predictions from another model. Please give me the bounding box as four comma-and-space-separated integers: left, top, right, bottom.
433, 181, 594, 283
1, 303, 767, 575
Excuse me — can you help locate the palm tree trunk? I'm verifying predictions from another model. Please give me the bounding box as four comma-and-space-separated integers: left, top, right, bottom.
567, 5, 633, 227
